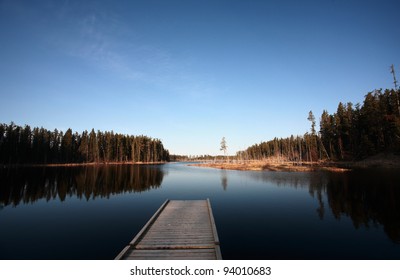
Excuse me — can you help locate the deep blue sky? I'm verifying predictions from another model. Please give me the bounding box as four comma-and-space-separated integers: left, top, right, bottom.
1, 0, 399, 155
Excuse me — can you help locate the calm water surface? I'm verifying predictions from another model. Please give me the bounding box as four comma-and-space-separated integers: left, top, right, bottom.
0, 163, 399, 259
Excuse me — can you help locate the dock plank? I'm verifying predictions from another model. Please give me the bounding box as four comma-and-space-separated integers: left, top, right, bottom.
115, 199, 221, 260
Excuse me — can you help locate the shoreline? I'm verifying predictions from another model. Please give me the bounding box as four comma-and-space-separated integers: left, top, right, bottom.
189, 161, 350, 172
1, 161, 167, 168
189, 155, 400, 172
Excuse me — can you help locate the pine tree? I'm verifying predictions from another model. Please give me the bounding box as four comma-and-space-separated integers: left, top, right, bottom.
61, 128, 73, 163
89, 129, 99, 162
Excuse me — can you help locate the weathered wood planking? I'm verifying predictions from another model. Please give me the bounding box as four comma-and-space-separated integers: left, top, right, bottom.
115, 199, 222, 260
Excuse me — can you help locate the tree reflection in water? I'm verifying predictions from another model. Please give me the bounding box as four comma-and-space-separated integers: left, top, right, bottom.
0, 165, 165, 207
245, 169, 400, 243
325, 169, 400, 244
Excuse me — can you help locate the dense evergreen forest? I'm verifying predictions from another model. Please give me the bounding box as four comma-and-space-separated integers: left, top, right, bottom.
239, 89, 400, 162
0, 123, 170, 164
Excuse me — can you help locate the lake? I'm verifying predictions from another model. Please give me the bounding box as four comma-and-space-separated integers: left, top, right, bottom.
0, 163, 399, 259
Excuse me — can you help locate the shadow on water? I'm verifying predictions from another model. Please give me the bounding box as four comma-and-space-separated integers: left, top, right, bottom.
0, 165, 166, 207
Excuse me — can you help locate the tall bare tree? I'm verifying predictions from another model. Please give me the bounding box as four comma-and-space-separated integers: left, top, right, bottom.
220, 137, 228, 161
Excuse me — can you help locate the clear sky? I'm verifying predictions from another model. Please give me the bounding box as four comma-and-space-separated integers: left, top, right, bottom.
1, 0, 399, 156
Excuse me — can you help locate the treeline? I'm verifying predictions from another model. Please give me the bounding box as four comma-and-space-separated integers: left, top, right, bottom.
0, 122, 170, 164
239, 88, 400, 161
237, 133, 327, 162
320, 89, 400, 159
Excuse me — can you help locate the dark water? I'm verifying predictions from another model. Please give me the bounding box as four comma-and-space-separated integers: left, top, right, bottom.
0, 163, 399, 260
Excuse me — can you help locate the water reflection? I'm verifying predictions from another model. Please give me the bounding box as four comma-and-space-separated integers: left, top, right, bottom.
326, 170, 400, 244
1, 164, 399, 259
220, 170, 228, 191
0, 165, 165, 207
244, 169, 400, 243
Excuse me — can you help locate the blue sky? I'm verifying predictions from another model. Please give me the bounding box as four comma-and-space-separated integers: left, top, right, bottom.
1, 0, 399, 155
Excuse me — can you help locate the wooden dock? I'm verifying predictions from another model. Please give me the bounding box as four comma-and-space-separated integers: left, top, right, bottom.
115, 199, 222, 260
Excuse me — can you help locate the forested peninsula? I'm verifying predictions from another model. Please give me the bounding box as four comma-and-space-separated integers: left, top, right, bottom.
0, 124, 170, 165
197, 88, 400, 171
240, 89, 400, 160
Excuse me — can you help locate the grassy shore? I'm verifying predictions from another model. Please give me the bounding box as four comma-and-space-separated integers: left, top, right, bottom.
190, 154, 400, 172
190, 160, 349, 172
